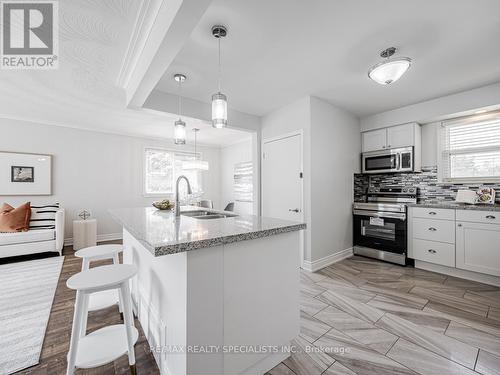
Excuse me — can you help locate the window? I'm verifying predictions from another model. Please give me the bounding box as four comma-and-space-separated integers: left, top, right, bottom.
144, 148, 202, 197
439, 112, 500, 182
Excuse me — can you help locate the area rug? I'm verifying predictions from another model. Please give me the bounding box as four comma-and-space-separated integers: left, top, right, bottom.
0, 256, 64, 374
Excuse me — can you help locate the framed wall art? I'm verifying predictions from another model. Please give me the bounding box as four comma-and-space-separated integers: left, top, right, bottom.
0, 151, 52, 195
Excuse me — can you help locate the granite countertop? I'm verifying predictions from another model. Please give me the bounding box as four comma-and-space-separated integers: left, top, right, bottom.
408, 202, 500, 212
109, 206, 306, 256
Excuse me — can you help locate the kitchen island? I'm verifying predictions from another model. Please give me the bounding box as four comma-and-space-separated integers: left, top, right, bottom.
110, 206, 306, 375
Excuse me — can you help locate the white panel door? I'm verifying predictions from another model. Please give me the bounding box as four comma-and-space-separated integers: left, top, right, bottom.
456, 221, 500, 277
262, 134, 302, 222
387, 123, 415, 148
362, 129, 387, 152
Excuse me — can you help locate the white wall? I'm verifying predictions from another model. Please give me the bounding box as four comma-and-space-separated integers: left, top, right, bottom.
261, 96, 361, 263
360, 82, 500, 131
0, 119, 221, 241
261, 97, 312, 259
310, 97, 360, 262
145, 90, 261, 133
219, 139, 253, 214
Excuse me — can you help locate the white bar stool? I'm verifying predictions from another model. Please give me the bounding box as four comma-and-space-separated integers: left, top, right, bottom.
66, 264, 138, 375
75, 244, 124, 323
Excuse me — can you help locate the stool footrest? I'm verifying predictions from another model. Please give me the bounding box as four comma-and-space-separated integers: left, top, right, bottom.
75, 324, 138, 369
88, 289, 120, 311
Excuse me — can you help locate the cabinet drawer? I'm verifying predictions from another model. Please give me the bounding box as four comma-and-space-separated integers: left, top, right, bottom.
412, 239, 455, 267
412, 207, 455, 221
413, 218, 455, 244
456, 209, 500, 225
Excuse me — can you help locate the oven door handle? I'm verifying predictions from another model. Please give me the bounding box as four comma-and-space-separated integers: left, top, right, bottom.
353, 210, 406, 220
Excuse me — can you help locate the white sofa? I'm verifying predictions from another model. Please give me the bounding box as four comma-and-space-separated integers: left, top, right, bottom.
0, 209, 65, 258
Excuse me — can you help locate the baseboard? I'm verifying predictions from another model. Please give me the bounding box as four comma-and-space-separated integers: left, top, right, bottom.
302, 247, 353, 272
415, 260, 500, 287
63, 233, 123, 246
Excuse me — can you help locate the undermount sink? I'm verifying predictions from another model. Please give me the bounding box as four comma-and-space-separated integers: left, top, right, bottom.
180, 210, 238, 220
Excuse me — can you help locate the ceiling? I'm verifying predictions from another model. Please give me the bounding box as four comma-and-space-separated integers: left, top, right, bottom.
155, 0, 500, 117
0, 0, 248, 147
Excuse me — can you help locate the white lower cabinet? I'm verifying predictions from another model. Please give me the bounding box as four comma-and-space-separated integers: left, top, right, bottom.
410, 207, 500, 279
413, 238, 455, 267
456, 221, 500, 277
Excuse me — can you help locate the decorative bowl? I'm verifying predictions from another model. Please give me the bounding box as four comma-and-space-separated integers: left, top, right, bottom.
152, 199, 174, 210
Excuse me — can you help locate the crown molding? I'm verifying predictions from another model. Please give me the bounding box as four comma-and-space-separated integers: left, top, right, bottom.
116, 0, 164, 89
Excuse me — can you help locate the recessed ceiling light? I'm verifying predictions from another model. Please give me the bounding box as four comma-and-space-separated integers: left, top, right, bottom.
368, 47, 412, 85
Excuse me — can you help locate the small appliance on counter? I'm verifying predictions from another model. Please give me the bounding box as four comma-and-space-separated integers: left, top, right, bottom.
455, 190, 478, 205
353, 185, 418, 265
455, 188, 496, 205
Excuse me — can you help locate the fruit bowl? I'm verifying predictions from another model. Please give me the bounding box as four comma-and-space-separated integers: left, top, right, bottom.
152, 199, 174, 210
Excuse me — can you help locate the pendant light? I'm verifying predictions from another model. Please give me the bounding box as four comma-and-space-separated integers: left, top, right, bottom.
183, 128, 209, 171
368, 47, 411, 85
174, 73, 187, 144
211, 25, 228, 128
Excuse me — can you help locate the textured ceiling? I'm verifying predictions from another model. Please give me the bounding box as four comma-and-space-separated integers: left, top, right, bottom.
0, 0, 249, 146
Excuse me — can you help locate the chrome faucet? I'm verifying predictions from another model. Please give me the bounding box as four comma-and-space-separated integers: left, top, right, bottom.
175, 175, 192, 217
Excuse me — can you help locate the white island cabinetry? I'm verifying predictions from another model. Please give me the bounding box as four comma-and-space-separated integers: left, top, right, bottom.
110, 206, 305, 375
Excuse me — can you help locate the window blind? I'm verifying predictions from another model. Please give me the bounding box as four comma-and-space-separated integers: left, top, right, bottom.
439, 112, 500, 182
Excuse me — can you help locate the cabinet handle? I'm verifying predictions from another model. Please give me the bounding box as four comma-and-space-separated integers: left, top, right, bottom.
428, 211, 437, 215
387, 145, 391, 148
428, 249, 437, 254
457, 223, 462, 227
428, 227, 437, 231
486, 215, 496, 219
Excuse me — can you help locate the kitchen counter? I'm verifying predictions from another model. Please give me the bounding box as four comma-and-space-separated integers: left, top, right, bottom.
112, 206, 304, 375
408, 202, 500, 212
109, 206, 306, 256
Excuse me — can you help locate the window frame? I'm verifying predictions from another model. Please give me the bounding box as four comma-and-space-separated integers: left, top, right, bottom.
437, 112, 500, 183
142, 146, 203, 197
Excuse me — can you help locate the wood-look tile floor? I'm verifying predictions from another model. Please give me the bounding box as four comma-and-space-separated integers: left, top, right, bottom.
7, 248, 500, 375
267, 256, 500, 375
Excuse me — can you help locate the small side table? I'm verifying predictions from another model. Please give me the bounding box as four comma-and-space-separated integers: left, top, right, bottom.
73, 219, 97, 251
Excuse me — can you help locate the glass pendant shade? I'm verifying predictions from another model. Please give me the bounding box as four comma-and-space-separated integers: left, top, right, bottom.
368, 58, 411, 85
174, 119, 186, 144
183, 159, 209, 171
182, 128, 209, 171
211, 92, 228, 128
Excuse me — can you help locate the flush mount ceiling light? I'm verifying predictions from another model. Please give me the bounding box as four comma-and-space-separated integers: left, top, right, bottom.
173, 73, 187, 144
183, 128, 209, 171
211, 25, 228, 129
368, 47, 411, 85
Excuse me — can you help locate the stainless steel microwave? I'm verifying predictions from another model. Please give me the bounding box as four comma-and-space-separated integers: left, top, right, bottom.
362, 146, 414, 174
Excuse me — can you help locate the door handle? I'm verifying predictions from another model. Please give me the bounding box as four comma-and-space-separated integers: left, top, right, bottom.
289, 208, 300, 213
428, 227, 437, 231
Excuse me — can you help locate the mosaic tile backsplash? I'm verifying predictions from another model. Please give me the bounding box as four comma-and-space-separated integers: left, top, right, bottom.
354, 166, 500, 204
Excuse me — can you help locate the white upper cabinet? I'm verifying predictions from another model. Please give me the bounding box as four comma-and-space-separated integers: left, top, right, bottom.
362, 123, 420, 152
362, 128, 387, 152
387, 123, 415, 148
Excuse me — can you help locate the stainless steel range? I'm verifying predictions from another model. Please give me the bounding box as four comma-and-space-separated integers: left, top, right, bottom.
353, 186, 418, 265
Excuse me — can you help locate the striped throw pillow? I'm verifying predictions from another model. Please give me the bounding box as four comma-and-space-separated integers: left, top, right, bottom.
30, 203, 60, 230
